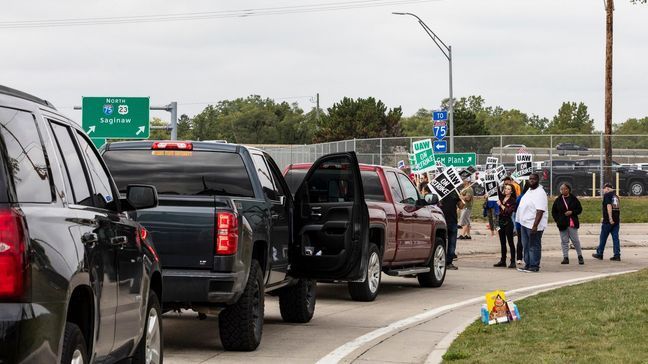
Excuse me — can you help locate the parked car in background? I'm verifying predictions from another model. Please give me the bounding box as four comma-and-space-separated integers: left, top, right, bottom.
0, 86, 162, 364
635, 163, 648, 171
103, 142, 369, 351
556, 142, 588, 151
284, 164, 448, 301
503, 144, 526, 148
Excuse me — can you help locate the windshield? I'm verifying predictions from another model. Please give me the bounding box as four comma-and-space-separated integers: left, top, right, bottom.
103, 149, 255, 197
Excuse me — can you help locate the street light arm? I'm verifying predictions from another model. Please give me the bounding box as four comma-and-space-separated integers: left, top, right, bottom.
392, 11, 450, 59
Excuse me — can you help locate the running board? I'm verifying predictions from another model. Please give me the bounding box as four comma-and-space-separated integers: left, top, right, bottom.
385, 267, 430, 276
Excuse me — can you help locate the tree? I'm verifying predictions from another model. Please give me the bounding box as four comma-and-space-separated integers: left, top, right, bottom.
612, 117, 648, 148
547, 102, 595, 135
149, 117, 170, 140
401, 108, 433, 137
313, 97, 402, 143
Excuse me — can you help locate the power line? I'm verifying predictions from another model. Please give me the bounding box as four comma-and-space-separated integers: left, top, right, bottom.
0, 0, 437, 29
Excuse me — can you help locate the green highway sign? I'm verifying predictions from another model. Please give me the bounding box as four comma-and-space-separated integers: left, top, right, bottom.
434, 153, 477, 167
91, 138, 107, 149
82, 97, 150, 139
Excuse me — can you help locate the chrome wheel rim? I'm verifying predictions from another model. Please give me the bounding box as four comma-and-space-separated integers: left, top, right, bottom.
71, 349, 84, 364
631, 183, 642, 196
145, 307, 161, 364
434, 245, 446, 280
367, 251, 381, 293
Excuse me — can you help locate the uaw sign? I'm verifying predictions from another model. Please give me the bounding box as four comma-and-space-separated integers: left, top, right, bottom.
484, 173, 499, 200
412, 139, 436, 172
429, 167, 463, 200
495, 164, 508, 182
516, 153, 533, 178
486, 157, 498, 171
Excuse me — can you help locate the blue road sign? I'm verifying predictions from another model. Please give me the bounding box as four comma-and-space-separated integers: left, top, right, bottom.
433, 110, 448, 121
433, 140, 448, 153
433, 125, 448, 140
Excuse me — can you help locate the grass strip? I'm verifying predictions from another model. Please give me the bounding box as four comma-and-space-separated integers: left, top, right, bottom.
443, 269, 648, 363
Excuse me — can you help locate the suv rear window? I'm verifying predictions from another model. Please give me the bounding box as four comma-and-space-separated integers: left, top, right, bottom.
103, 150, 254, 197
0, 107, 52, 203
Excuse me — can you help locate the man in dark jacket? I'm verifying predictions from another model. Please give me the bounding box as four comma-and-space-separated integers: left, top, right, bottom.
440, 190, 464, 270
593, 183, 621, 261
551, 183, 584, 264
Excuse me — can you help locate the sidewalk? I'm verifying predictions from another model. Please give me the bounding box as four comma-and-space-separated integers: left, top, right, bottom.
455, 223, 648, 256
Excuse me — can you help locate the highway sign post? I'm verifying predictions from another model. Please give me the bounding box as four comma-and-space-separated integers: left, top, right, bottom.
82, 97, 150, 139
434, 153, 477, 168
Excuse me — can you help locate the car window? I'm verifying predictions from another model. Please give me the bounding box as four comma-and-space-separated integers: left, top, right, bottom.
397, 173, 419, 205
47, 121, 74, 202
284, 169, 307, 194
49, 123, 93, 206
385, 172, 404, 203
75, 131, 116, 210
361, 171, 385, 202
0, 107, 52, 203
103, 150, 255, 198
305, 158, 355, 203
252, 153, 279, 201
264, 155, 288, 199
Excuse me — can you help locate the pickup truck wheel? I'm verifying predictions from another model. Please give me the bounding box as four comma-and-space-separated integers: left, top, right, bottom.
133, 291, 163, 364
279, 278, 317, 323
219, 260, 264, 351
629, 181, 645, 196
417, 238, 446, 288
61, 322, 88, 364
348, 243, 381, 302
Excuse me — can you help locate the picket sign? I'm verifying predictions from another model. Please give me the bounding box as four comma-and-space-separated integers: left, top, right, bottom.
516, 153, 533, 179
486, 157, 498, 171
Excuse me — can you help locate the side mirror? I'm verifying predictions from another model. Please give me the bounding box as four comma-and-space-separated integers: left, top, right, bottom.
126, 185, 159, 210
425, 194, 439, 205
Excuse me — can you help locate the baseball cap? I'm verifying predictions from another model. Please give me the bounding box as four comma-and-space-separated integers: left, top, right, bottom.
603, 183, 614, 189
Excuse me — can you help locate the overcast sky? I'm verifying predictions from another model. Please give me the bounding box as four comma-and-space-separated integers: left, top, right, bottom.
2, 0, 647, 131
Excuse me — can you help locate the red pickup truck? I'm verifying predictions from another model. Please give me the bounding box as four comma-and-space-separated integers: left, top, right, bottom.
284, 163, 448, 301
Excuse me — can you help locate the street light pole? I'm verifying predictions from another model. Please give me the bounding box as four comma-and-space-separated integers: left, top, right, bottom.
393, 12, 454, 152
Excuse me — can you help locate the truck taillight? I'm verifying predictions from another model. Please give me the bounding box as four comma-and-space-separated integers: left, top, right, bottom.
216, 212, 238, 255
0, 208, 28, 300
152, 141, 193, 150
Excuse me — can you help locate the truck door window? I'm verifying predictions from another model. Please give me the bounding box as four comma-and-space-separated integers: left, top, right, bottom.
361, 171, 385, 202
397, 173, 420, 205
0, 107, 52, 203
385, 172, 404, 203
252, 153, 279, 201
307, 161, 355, 203
264, 155, 288, 199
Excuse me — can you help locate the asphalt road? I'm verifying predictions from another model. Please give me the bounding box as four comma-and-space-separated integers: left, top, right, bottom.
163, 244, 648, 364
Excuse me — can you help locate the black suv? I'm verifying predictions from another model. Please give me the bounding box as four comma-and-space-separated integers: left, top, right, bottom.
0, 86, 163, 364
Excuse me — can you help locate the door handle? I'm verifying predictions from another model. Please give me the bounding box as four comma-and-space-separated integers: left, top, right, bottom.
81, 233, 98, 247
111, 236, 128, 248
310, 207, 322, 218
271, 213, 280, 220
398, 212, 405, 218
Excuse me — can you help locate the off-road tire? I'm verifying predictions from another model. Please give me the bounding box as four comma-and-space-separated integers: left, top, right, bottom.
418, 238, 447, 288
219, 260, 264, 351
133, 291, 163, 364
61, 322, 88, 364
279, 278, 317, 323
348, 243, 381, 301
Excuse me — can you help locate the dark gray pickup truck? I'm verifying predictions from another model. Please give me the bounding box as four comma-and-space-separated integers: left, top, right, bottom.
102, 141, 369, 351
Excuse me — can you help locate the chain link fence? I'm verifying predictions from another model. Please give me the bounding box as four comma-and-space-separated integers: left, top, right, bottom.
258, 134, 648, 196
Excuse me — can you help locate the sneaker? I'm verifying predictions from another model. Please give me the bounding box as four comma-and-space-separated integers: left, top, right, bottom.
465, 235, 472, 240
610, 256, 621, 261
446, 263, 458, 270
508, 262, 516, 269
452, 254, 458, 260
458, 235, 465, 240
578, 255, 584, 265
493, 261, 506, 267
561, 257, 569, 265
527, 267, 540, 273
495, 226, 501, 231
516, 260, 523, 266
592, 253, 603, 260
517, 266, 530, 272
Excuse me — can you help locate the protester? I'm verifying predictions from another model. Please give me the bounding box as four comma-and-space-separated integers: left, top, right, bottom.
551, 183, 584, 265
483, 198, 499, 237
593, 183, 621, 261
515, 182, 528, 266
440, 190, 464, 270
458, 178, 474, 240
503, 176, 521, 197
515, 173, 548, 272
495, 184, 517, 268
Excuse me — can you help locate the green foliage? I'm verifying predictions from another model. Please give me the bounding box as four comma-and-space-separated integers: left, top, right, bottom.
313, 97, 402, 143
149, 117, 170, 140
401, 108, 433, 137
611, 117, 648, 148
547, 101, 595, 134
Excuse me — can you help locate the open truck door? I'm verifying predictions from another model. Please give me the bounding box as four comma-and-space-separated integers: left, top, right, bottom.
290, 152, 369, 281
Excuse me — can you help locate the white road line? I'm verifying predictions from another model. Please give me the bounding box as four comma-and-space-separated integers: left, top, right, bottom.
316, 270, 637, 364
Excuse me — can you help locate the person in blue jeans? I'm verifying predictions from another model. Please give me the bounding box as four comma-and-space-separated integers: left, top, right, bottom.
440, 190, 464, 270
515, 173, 548, 272
593, 183, 621, 261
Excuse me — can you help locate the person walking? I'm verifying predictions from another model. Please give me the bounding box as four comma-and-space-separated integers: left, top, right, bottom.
440, 190, 464, 270
515, 173, 548, 272
494, 184, 517, 268
551, 183, 584, 265
593, 183, 621, 261
458, 178, 474, 240
514, 181, 528, 266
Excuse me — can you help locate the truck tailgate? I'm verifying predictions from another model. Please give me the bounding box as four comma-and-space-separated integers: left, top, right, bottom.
131, 196, 230, 269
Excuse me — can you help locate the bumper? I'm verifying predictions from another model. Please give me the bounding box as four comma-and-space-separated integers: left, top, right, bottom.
162, 269, 247, 306
0, 303, 60, 364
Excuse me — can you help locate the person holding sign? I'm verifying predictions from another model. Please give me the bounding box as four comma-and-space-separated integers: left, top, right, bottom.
495, 184, 517, 268
439, 191, 463, 270
515, 173, 548, 273
458, 178, 474, 240
551, 183, 584, 265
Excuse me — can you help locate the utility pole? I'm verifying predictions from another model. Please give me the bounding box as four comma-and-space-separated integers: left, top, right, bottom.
604, 0, 614, 184
316, 93, 320, 121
